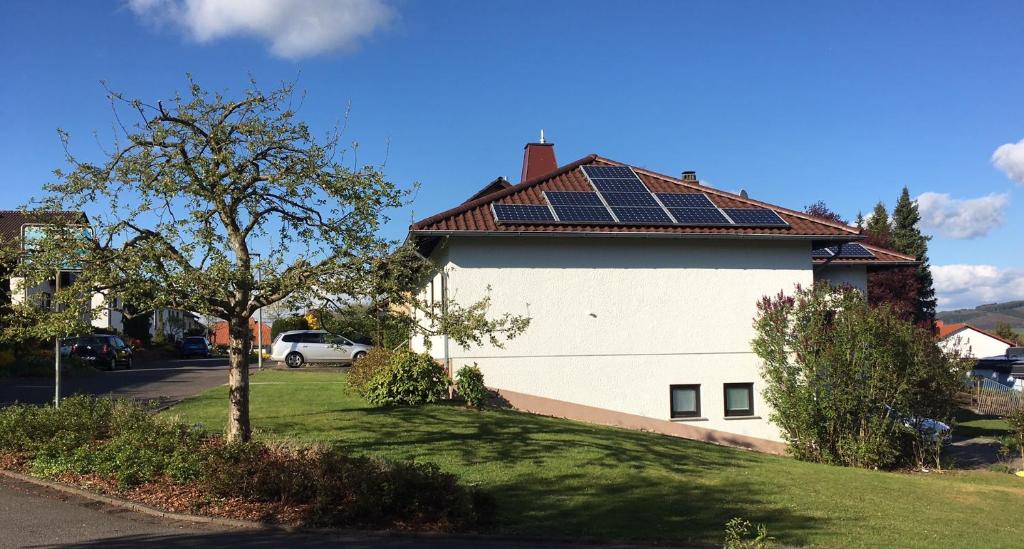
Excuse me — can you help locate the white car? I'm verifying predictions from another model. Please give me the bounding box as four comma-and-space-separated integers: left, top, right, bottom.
270, 330, 371, 368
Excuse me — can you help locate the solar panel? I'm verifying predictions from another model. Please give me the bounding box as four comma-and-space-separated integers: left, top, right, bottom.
552, 205, 615, 223
589, 178, 649, 193
722, 208, 788, 226
835, 244, 876, 257
581, 165, 637, 179
668, 208, 731, 225
656, 193, 715, 209
492, 204, 554, 223
601, 192, 660, 207
812, 244, 875, 259
611, 207, 673, 224
544, 191, 604, 206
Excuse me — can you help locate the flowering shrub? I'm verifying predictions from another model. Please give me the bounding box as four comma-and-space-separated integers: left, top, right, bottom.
752, 283, 969, 469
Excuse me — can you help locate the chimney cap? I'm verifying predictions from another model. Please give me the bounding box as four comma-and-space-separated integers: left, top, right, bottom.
681, 170, 698, 182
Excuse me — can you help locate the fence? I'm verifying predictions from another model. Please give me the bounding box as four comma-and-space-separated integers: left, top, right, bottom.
962, 376, 1024, 417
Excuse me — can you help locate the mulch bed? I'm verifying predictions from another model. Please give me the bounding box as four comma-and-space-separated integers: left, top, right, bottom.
0, 452, 308, 525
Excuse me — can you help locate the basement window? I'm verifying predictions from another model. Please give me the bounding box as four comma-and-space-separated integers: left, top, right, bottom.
670, 384, 701, 418
724, 383, 755, 417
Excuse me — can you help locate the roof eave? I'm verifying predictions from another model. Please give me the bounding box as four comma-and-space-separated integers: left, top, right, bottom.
409, 229, 863, 241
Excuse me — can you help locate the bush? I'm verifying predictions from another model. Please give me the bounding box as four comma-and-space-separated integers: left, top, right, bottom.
364, 352, 449, 406
202, 441, 493, 528
724, 517, 774, 549
753, 283, 971, 469
1004, 406, 1024, 470
0, 396, 494, 530
455, 364, 488, 408
348, 347, 394, 398
0, 396, 206, 487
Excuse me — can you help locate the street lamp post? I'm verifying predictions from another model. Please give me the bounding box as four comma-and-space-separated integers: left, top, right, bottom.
252, 253, 263, 370
53, 269, 61, 408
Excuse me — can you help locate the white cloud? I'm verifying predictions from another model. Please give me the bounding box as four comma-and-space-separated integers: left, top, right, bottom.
933, 264, 1024, 310
127, 0, 394, 59
916, 191, 1008, 239
992, 138, 1024, 184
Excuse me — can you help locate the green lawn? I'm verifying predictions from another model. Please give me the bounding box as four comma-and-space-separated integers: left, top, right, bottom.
168, 370, 1024, 548
954, 407, 1012, 439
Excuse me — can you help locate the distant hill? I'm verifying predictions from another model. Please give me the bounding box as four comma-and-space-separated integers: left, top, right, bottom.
937, 300, 1024, 333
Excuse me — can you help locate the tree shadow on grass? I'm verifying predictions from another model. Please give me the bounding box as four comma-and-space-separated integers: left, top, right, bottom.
258, 403, 827, 545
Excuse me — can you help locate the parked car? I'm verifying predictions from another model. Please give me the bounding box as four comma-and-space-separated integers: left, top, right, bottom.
70, 335, 133, 370
59, 337, 77, 359
886, 405, 951, 442
179, 336, 212, 358
270, 330, 371, 368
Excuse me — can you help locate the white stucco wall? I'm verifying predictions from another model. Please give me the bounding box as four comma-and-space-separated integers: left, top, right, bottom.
941, 328, 1011, 359
412, 236, 817, 443
814, 264, 868, 294
10, 277, 125, 333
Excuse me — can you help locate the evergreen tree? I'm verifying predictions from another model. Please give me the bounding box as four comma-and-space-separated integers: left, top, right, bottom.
864, 201, 892, 247
890, 187, 937, 326
854, 211, 864, 230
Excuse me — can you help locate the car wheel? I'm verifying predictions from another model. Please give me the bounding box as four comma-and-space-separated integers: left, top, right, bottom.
285, 352, 304, 368
352, 351, 367, 362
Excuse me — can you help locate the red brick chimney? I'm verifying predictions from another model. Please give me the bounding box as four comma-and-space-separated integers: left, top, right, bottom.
520, 130, 557, 182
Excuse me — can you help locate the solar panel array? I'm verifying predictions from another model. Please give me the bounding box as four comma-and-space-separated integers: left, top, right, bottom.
491, 165, 792, 229
812, 243, 876, 259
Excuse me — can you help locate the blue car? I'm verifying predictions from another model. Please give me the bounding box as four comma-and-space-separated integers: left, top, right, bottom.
179, 336, 211, 358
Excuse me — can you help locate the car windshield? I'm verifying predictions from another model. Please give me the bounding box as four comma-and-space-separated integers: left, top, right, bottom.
184, 337, 206, 345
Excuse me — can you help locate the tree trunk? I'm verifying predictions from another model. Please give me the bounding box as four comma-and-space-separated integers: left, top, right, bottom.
226, 316, 252, 442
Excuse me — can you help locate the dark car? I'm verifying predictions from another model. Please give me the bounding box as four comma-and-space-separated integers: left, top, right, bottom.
179, 336, 212, 358
70, 335, 133, 370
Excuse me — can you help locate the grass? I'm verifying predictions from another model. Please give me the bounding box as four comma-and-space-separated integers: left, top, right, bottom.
168, 370, 1024, 548
954, 408, 1012, 439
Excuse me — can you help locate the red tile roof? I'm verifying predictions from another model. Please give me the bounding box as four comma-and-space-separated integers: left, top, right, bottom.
410, 155, 862, 239
936, 320, 1017, 346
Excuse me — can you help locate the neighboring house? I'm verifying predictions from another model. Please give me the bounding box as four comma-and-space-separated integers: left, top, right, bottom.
407, 140, 917, 454
208, 319, 272, 349
0, 210, 197, 337
972, 347, 1024, 391
0, 210, 124, 333
936, 320, 1014, 359
150, 308, 204, 342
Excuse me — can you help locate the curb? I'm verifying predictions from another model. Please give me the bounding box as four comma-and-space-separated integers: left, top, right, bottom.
0, 469, 262, 530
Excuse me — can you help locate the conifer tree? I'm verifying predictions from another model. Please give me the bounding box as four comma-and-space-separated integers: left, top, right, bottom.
864, 201, 892, 247
890, 187, 937, 326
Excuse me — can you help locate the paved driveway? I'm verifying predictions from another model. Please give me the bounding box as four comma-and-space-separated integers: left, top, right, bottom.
0, 357, 239, 408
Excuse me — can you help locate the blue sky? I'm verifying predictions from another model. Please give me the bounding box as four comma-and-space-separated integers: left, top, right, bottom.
2, 1, 1023, 310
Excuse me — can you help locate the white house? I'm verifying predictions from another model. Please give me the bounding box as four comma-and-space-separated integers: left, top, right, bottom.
408, 141, 917, 454
937, 320, 1014, 359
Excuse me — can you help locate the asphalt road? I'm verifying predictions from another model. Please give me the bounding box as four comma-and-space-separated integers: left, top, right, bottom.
0, 357, 233, 408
